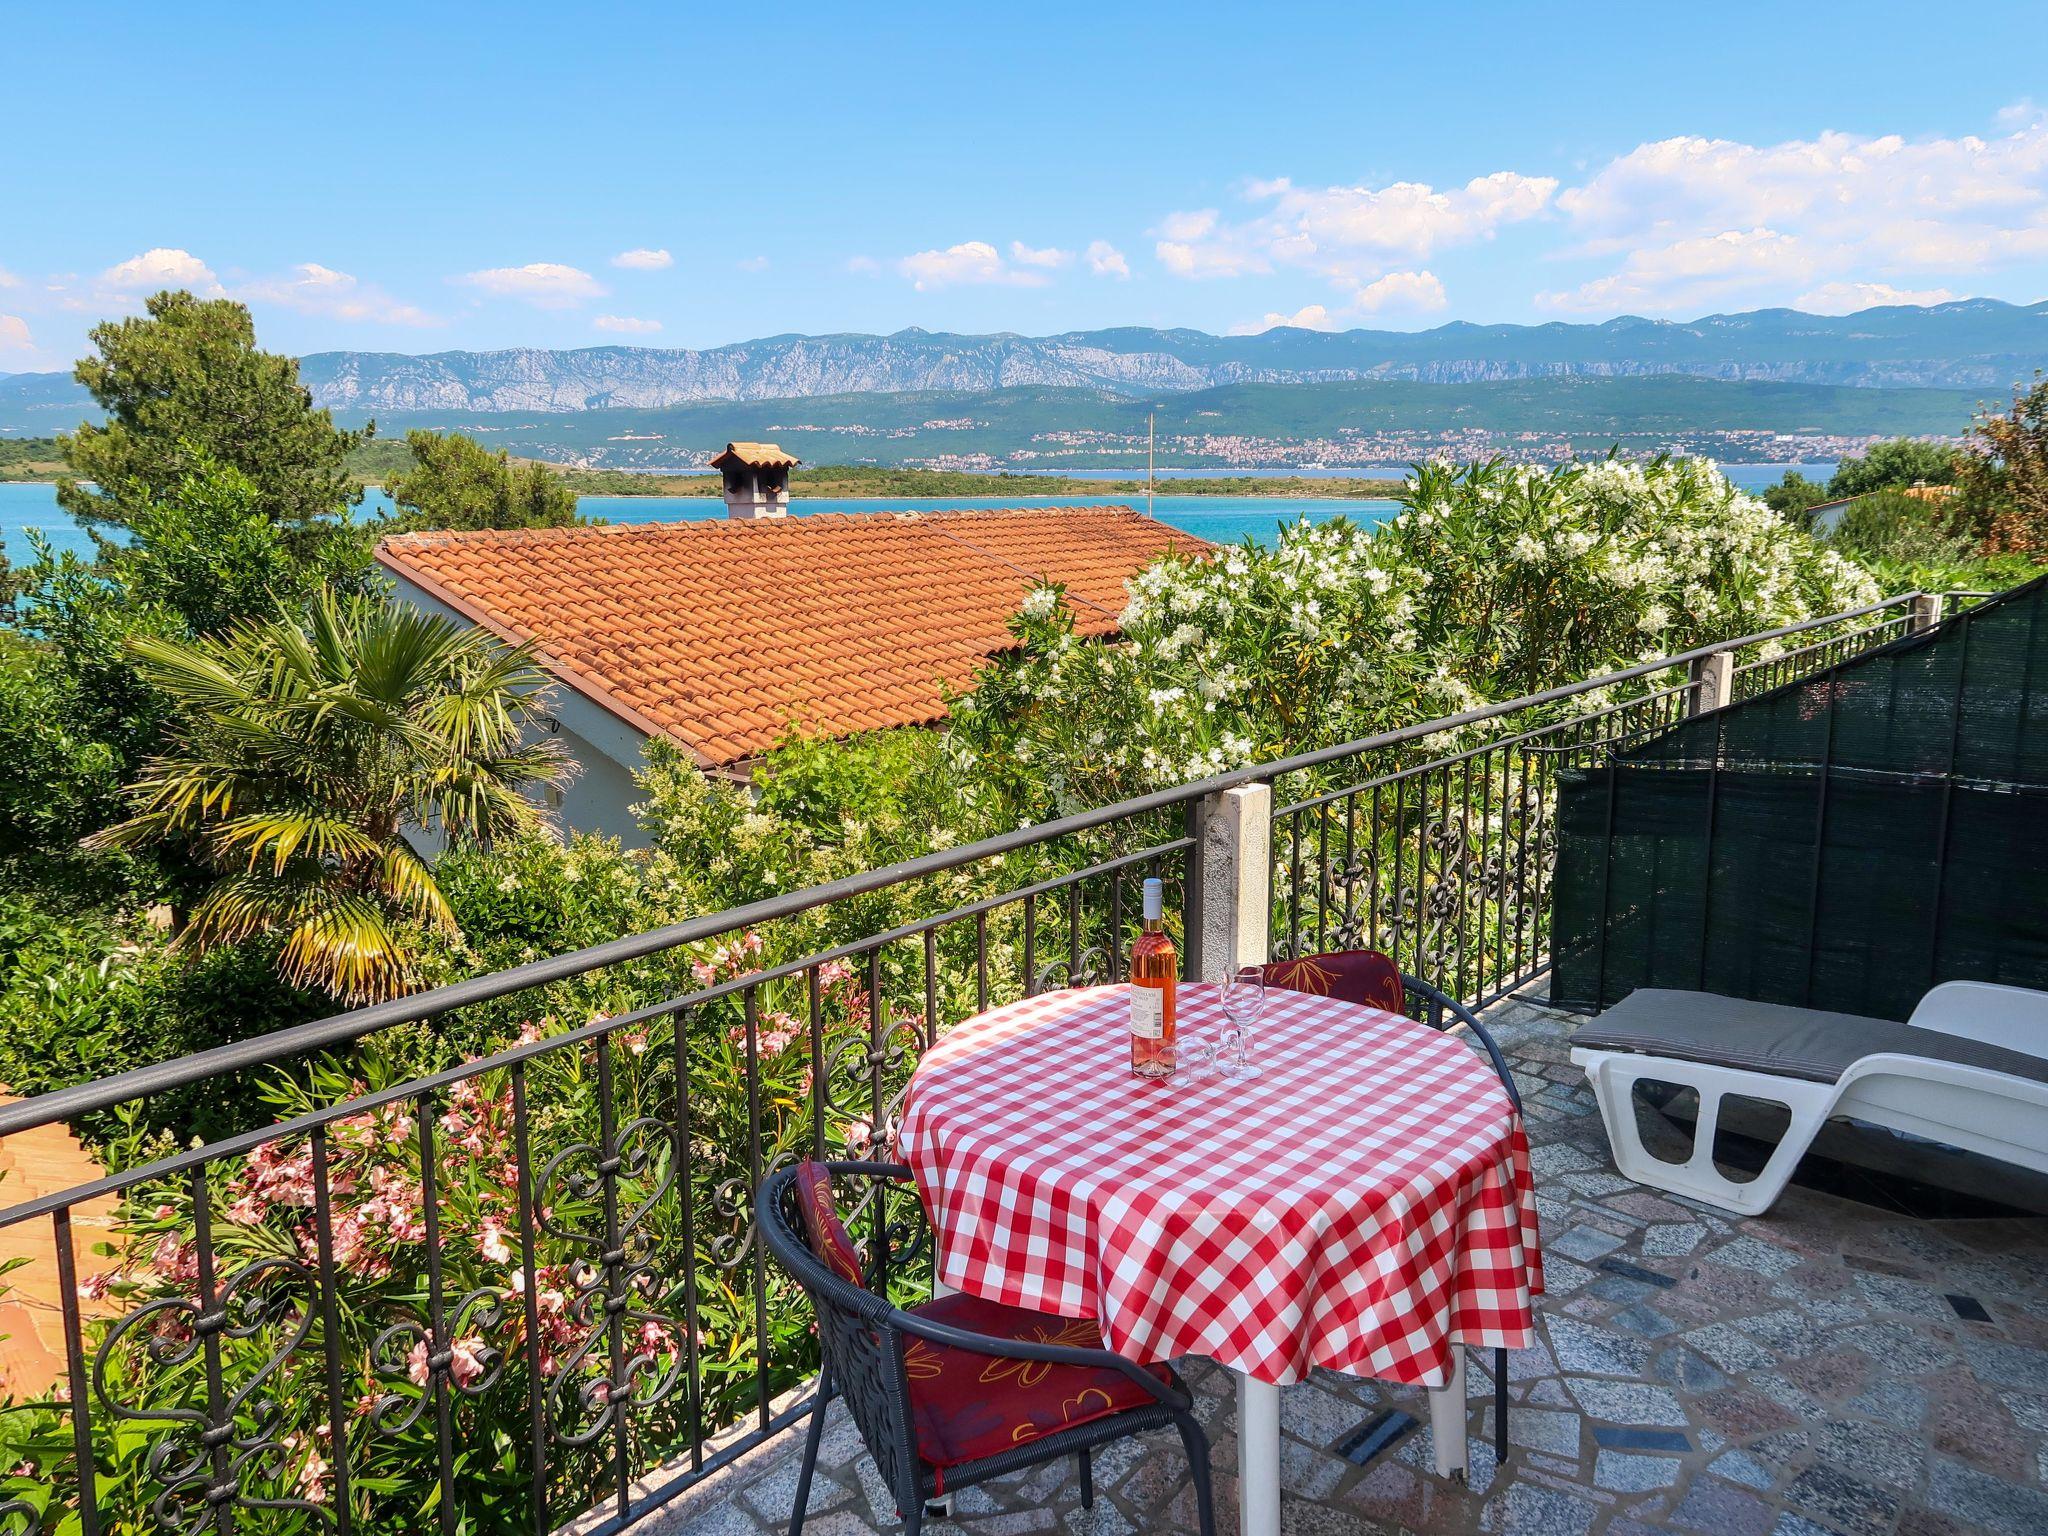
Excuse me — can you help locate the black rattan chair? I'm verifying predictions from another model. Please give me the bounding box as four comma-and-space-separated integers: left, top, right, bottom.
759, 1160, 1217, 1536
1263, 949, 1526, 1460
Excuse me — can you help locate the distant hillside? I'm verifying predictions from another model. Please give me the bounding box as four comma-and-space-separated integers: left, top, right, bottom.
292, 300, 2048, 407
335, 377, 1976, 472
0, 300, 2041, 434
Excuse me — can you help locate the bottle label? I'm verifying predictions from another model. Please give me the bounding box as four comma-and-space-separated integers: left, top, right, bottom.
1130, 986, 1164, 1040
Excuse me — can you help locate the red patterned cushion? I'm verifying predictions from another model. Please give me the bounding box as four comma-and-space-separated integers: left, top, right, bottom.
793, 1161, 865, 1287
1261, 949, 1405, 1015
903, 1292, 1169, 1479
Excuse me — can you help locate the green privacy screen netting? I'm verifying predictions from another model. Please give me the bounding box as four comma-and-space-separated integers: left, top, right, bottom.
1552, 574, 2048, 1020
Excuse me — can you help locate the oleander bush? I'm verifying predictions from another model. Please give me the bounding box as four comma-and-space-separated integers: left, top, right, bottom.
951, 457, 1879, 825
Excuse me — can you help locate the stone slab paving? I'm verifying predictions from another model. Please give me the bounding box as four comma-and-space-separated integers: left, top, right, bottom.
632, 1001, 2048, 1536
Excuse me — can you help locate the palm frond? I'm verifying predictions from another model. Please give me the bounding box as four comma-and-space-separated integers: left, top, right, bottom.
279, 892, 417, 1004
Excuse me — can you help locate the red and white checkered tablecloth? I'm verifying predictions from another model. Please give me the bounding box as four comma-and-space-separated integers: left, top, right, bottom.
896, 983, 1542, 1387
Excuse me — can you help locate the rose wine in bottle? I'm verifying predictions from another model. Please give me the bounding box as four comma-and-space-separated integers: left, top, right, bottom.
1129, 877, 1177, 1079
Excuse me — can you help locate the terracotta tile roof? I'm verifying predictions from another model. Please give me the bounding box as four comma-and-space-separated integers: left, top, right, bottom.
376, 507, 1206, 767
709, 441, 800, 470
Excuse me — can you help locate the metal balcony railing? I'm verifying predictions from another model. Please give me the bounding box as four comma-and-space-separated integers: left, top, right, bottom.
0, 588, 1957, 1536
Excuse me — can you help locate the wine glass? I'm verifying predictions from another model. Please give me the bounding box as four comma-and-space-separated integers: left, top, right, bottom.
1215, 965, 1268, 1082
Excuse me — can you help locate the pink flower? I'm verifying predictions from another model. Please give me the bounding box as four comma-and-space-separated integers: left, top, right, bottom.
818, 959, 855, 988
449, 1335, 487, 1389
149, 1234, 198, 1284
634, 1319, 675, 1359
478, 1218, 514, 1266
690, 960, 718, 986
283, 1429, 330, 1503
406, 1339, 430, 1387
76, 1271, 117, 1302
226, 1195, 266, 1226
842, 1117, 874, 1156
152, 1203, 174, 1221
620, 1029, 649, 1057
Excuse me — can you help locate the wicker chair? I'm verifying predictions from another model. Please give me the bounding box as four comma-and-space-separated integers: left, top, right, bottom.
1260, 948, 1524, 1458
759, 1160, 1217, 1536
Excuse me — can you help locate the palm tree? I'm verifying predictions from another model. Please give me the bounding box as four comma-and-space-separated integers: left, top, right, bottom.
89, 590, 575, 1004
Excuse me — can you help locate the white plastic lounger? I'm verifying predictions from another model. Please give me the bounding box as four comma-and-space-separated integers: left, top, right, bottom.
1570, 982, 2048, 1215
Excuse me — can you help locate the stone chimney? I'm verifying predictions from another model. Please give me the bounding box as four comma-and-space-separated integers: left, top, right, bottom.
709, 441, 798, 519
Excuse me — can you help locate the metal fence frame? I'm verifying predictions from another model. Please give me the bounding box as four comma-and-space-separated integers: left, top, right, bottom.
0, 588, 1953, 1536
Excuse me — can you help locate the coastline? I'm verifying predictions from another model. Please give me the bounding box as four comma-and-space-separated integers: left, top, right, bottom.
0, 469, 1410, 498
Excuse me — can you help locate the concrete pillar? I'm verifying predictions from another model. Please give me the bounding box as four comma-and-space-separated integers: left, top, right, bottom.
1687, 648, 1736, 717
1195, 782, 1272, 981
1909, 592, 1943, 633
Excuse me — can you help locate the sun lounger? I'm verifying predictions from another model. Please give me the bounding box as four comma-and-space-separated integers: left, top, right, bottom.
1568, 983, 2048, 1215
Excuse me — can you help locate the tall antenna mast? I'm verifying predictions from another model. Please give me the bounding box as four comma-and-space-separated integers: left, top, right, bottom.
1147, 410, 1155, 518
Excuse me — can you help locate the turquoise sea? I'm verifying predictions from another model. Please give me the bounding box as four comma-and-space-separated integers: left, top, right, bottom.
0, 482, 1399, 564
0, 463, 1830, 566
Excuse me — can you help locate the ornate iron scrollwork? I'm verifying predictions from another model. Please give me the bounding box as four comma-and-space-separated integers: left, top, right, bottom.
93, 1254, 329, 1532
529, 1112, 688, 1448
1033, 943, 1110, 994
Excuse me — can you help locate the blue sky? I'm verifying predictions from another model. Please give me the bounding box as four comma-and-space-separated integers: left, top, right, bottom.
2, 1, 2046, 370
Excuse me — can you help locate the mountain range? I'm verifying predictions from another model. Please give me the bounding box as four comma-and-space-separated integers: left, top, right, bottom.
0, 300, 2036, 468
1, 301, 2044, 428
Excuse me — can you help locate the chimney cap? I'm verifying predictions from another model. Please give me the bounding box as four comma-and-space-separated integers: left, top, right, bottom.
710, 441, 800, 471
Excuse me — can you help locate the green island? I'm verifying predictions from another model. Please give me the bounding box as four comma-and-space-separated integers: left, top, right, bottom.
0, 436, 66, 481
4, 434, 1405, 498
546, 464, 1409, 498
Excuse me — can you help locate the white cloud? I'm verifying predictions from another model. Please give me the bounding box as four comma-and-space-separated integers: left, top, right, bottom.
1351, 269, 1449, 314
1085, 240, 1130, 278
1232, 270, 1447, 334
457, 262, 606, 308
1794, 280, 1958, 314
99, 247, 220, 295
612, 248, 673, 270
736, 255, 771, 272
1157, 172, 1553, 287
1008, 241, 1072, 270
239, 263, 439, 326
0, 314, 33, 354
1230, 304, 1337, 335
1537, 228, 1816, 314
593, 314, 662, 334
1547, 122, 2048, 311
844, 255, 881, 275
0, 267, 17, 289
896, 240, 1049, 290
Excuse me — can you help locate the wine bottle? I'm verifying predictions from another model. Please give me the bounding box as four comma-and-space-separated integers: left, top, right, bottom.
1129, 877, 1177, 1079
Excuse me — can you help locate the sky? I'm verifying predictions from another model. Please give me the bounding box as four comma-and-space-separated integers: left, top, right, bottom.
3, 1, 2047, 371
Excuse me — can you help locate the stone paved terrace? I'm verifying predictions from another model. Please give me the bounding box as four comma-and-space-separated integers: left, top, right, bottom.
634, 1000, 2048, 1536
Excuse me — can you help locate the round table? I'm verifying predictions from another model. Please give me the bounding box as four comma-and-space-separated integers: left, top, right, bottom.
895, 982, 1542, 1535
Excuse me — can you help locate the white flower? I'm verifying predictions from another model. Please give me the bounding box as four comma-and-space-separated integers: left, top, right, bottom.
1019, 585, 1060, 620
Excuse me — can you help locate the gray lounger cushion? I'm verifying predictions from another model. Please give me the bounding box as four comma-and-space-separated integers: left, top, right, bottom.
1572, 988, 2048, 1087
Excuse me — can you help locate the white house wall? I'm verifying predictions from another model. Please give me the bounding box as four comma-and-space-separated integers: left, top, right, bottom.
382, 567, 656, 851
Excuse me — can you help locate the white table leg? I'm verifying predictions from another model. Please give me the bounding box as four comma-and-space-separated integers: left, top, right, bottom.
1427, 1349, 1468, 1481
1236, 1371, 1281, 1536
924, 1275, 957, 1517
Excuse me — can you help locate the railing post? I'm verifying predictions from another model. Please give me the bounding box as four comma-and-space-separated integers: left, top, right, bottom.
1195, 782, 1272, 980
1910, 592, 1943, 633
1686, 647, 1735, 717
